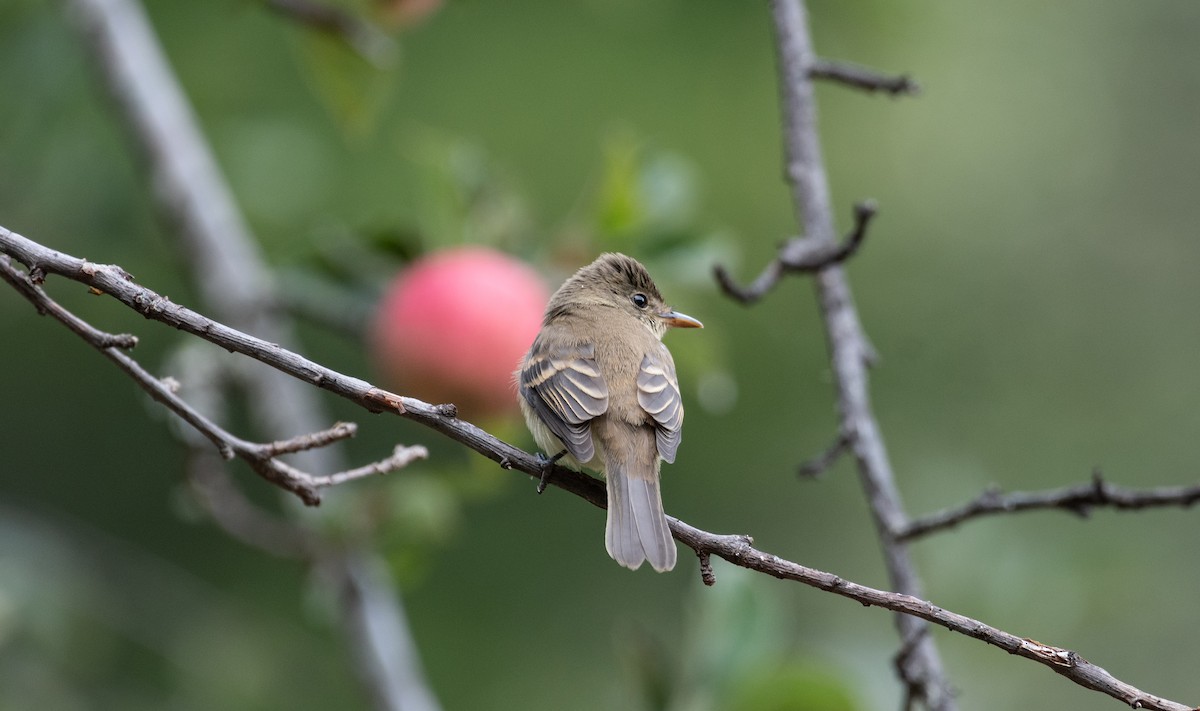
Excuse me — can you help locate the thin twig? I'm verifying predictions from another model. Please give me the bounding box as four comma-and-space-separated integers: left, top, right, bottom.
713, 201, 878, 305
0, 255, 138, 349
897, 470, 1200, 542
713, 258, 784, 306
2, 229, 1194, 711
811, 58, 920, 96
260, 422, 358, 457
312, 445, 430, 488
797, 429, 851, 479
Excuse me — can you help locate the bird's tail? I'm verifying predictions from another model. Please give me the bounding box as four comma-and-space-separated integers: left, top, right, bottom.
605, 458, 676, 572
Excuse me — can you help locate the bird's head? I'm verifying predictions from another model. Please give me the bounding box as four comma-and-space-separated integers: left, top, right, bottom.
544, 253, 703, 338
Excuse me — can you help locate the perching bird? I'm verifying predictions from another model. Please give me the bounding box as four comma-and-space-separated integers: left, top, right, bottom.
517, 253, 702, 572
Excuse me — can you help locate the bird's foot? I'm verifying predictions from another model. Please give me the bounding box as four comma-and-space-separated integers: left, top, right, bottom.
535, 450, 567, 494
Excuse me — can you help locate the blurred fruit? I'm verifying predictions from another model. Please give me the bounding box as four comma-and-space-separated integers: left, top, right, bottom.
370, 247, 548, 420
375, 0, 444, 29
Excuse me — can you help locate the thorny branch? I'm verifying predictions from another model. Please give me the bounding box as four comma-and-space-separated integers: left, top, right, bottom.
897, 470, 1200, 542
2, 226, 1195, 711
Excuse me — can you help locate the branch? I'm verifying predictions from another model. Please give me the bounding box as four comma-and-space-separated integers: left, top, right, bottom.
897, 470, 1200, 542
186, 448, 319, 559
68, 1, 436, 708
668, 525, 1190, 711
714, 200, 877, 305
810, 58, 920, 96
70, 0, 345, 476
168, 348, 441, 711
759, 1, 954, 706
4, 229, 1195, 711
186, 436, 442, 711
0, 254, 425, 506
796, 429, 852, 479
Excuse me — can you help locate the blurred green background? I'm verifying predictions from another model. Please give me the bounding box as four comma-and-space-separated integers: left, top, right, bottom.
3, 0, 1200, 709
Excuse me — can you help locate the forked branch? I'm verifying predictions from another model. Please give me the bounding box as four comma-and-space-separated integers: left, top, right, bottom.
0, 251, 426, 506
714, 200, 877, 305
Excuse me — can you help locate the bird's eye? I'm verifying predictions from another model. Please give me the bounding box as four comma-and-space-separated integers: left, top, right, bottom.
631, 293, 649, 309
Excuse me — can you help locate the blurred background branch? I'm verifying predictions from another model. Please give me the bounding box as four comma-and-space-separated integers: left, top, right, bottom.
65, 0, 440, 708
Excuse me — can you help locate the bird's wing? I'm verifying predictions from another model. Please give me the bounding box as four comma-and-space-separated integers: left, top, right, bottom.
519, 338, 609, 463
637, 347, 684, 463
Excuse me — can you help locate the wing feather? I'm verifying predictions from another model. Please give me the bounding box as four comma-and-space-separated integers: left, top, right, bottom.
519, 337, 609, 463
636, 349, 684, 463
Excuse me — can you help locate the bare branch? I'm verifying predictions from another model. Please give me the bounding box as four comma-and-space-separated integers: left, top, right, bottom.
810, 58, 920, 96
895, 627, 938, 711
259, 421, 359, 457
4, 227, 1194, 711
189, 426, 440, 711
186, 448, 319, 559
1, 250, 422, 506
70, 0, 344, 477
713, 258, 784, 306
329, 551, 444, 711
764, 1, 957, 706
797, 429, 852, 479
68, 0, 435, 707
311, 444, 430, 488
0, 256, 138, 350
713, 201, 878, 305
667, 519, 1192, 711
0, 226, 520, 487
897, 470, 1200, 542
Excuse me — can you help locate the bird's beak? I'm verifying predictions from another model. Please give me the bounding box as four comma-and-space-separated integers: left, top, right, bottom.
659, 310, 703, 329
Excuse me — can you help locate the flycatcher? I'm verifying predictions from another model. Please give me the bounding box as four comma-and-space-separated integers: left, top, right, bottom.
517, 253, 702, 572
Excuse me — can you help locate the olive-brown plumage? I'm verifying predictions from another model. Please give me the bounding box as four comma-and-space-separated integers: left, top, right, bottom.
517, 253, 701, 572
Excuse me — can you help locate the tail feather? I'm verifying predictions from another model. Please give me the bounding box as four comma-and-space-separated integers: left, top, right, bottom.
605, 464, 676, 572
605, 468, 643, 570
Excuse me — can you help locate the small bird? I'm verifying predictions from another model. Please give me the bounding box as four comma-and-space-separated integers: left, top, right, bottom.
517, 253, 702, 572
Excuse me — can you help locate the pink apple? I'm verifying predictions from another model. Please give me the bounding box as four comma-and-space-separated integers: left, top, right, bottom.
370, 247, 548, 420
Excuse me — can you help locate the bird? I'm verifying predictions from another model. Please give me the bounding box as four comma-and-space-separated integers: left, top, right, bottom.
517, 253, 702, 572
